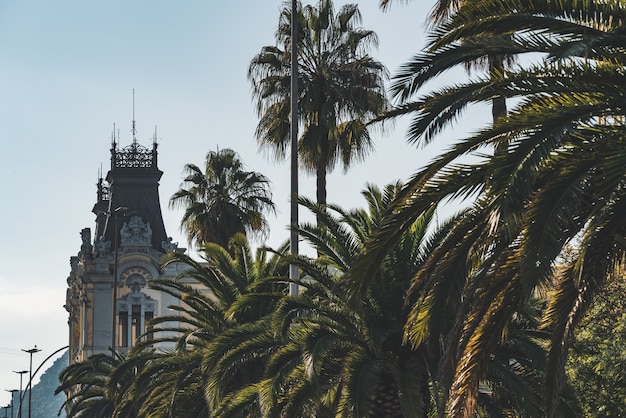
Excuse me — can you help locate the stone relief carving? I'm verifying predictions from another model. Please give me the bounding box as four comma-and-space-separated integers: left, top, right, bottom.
120, 267, 152, 291
127, 275, 147, 294
118, 293, 157, 312
69, 256, 79, 275
161, 237, 178, 253
79, 228, 93, 259
94, 236, 111, 257
120, 216, 152, 246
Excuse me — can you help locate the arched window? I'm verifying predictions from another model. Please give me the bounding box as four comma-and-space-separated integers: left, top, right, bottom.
117, 267, 157, 348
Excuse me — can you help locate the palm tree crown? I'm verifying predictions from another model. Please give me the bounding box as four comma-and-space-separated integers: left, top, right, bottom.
353, 0, 626, 416
169, 148, 275, 250
249, 0, 388, 207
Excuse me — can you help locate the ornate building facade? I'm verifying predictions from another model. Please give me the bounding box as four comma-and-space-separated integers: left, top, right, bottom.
65, 135, 184, 363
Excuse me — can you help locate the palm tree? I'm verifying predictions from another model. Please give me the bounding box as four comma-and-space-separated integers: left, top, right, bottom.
248, 0, 388, 208
169, 148, 275, 250
103, 245, 231, 418
252, 183, 435, 417
112, 348, 210, 418
139, 234, 289, 417
379, 0, 512, 132
56, 352, 130, 418
378, 0, 464, 24
200, 236, 290, 417
261, 183, 565, 417
352, 0, 626, 416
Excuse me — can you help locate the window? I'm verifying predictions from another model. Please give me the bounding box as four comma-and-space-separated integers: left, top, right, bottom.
117, 300, 157, 347
117, 267, 157, 348
132, 304, 141, 342
119, 311, 129, 347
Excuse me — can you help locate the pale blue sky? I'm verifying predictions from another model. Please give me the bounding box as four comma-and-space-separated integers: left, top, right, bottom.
0, 0, 486, 403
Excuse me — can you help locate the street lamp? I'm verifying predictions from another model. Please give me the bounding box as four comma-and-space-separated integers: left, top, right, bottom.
110, 206, 130, 353
4, 391, 17, 418
21, 346, 40, 418
12, 371, 26, 418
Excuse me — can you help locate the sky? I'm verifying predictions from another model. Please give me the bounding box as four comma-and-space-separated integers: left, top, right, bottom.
0, 0, 487, 406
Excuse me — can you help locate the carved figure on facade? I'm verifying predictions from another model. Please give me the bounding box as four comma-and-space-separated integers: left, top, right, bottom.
79, 228, 93, 259
120, 216, 152, 245
161, 236, 178, 253
94, 236, 111, 257
120, 266, 152, 291
69, 256, 79, 275
65, 278, 84, 356
127, 275, 147, 294
118, 292, 157, 313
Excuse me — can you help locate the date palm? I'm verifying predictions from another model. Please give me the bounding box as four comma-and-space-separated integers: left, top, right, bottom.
56, 352, 132, 418
170, 148, 275, 250
353, 0, 626, 416
379, 0, 512, 132
137, 234, 289, 417
258, 183, 560, 417
111, 348, 209, 418
200, 236, 290, 417
253, 183, 436, 417
249, 0, 388, 207
379, 0, 464, 24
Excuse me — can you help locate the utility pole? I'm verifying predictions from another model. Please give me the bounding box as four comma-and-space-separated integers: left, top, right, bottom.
289, 0, 299, 296
110, 206, 129, 352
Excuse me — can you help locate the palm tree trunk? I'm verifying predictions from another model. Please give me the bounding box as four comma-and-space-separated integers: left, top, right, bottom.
315, 137, 328, 236
368, 375, 404, 418
315, 140, 328, 258
316, 163, 327, 207
315, 129, 329, 227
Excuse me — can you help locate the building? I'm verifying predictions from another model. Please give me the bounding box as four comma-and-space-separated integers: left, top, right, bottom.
65, 130, 184, 364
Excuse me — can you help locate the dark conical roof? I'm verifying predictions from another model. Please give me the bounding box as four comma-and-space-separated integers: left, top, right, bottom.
92, 138, 169, 253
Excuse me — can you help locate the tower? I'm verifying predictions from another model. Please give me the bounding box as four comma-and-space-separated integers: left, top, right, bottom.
65, 127, 184, 363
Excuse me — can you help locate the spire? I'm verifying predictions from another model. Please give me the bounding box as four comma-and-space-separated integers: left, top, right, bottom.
152, 126, 158, 166
111, 123, 117, 150
131, 89, 137, 143
107, 92, 158, 170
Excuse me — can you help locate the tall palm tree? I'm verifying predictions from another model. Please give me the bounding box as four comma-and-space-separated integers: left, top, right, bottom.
169, 148, 275, 250
379, 0, 512, 132
249, 0, 388, 208
352, 0, 626, 416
